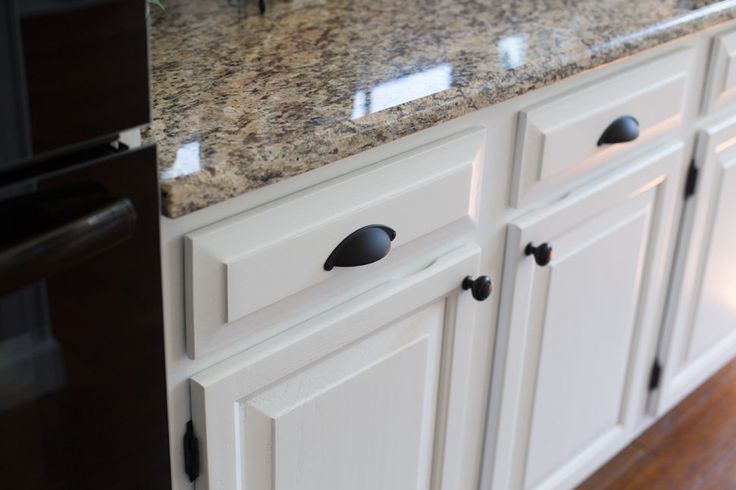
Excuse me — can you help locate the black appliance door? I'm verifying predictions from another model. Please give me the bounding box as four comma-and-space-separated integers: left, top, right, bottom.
0, 145, 171, 490
0, 0, 31, 166
0, 0, 150, 168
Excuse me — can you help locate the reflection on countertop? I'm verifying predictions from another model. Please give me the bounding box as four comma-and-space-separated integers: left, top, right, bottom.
350, 63, 453, 119
146, 0, 736, 218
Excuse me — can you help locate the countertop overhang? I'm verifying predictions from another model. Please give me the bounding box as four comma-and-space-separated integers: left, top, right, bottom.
146, 0, 736, 218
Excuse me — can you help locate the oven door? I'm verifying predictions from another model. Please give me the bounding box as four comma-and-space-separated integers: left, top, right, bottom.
0, 145, 171, 490
0, 0, 149, 169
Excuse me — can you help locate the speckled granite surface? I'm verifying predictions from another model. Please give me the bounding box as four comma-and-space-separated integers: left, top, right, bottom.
147, 0, 736, 218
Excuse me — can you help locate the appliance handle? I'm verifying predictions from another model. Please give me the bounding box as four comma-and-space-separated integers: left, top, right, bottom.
0, 197, 137, 295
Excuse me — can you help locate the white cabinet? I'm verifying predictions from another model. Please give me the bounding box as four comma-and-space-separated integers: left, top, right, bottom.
702, 28, 736, 114
512, 49, 693, 207
161, 29, 736, 490
190, 245, 485, 490
184, 130, 483, 359
489, 141, 683, 490
657, 114, 736, 412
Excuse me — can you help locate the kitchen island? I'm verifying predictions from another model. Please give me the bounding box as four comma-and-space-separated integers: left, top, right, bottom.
149, 2, 736, 489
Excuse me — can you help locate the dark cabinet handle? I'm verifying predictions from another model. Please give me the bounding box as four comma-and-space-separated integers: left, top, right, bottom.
525, 242, 554, 267
598, 116, 639, 146
324, 225, 396, 271
0, 197, 136, 296
462, 275, 493, 301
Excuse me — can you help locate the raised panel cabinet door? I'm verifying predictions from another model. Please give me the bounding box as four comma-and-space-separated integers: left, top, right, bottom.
657, 114, 736, 413
190, 245, 484, 490
488, 141, 682, 490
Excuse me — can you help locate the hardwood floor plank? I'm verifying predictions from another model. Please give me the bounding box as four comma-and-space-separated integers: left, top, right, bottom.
578, 357, 736, 490
575, 443, 649, 490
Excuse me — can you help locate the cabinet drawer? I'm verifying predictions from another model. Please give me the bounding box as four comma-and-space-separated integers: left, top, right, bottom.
185, 129, 484, 358
511, 49, 694, 208
703, 28, 736, 114
190, 244, 483, 490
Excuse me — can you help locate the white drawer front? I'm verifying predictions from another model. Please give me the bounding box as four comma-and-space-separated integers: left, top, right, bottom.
185, 129, 485, 358
703, 28, 736, 114
512, 48, 694, 208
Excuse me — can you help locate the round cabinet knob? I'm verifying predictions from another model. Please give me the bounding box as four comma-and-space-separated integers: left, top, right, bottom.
598, 115, 639, 146
462, 275, 492, 301
525, 242, 554, 267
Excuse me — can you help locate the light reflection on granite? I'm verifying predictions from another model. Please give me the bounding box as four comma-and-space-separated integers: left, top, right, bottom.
160, 141, 201, 180
351, 63, 453, 119
146, 0, 736, 218
498, 35, 527, 70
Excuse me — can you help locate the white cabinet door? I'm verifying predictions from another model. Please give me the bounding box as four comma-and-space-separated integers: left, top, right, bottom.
489, 142, 682, 490
190, 245, 485, 490
657, 114, 736, 412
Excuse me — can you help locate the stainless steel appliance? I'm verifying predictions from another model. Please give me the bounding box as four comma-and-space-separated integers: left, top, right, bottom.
0, 1, 171, 488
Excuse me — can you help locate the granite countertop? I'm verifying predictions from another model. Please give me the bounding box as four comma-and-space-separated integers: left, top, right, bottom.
147, 0, 736, 218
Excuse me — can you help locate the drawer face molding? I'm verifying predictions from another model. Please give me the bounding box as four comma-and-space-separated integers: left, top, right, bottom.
184, 130, 485, 358
703, 28, 736, 114
511, 49, 694, 208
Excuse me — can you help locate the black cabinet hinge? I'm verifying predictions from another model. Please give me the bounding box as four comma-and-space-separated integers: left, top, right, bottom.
684, 160, 699, 199
648, 358, 662, 392
184, 420, 200, 483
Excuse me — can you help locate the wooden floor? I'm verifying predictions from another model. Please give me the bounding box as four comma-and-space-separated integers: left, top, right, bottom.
578, 358, 736, 490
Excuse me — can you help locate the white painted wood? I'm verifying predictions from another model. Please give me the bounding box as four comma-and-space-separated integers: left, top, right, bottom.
512, 48, 693, 208
702, 28, 736, 114
490, 141, 683, 490
243, 303, 443, 490
656, 113, 736, 413
190, 244, 483, 490
184, 129, 485, 358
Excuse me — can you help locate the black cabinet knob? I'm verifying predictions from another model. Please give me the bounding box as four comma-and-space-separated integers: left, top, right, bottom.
598, 116, 639, 146
462, 275, 492, 301
324, 225, 396, 271
525, 242, 554, 267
